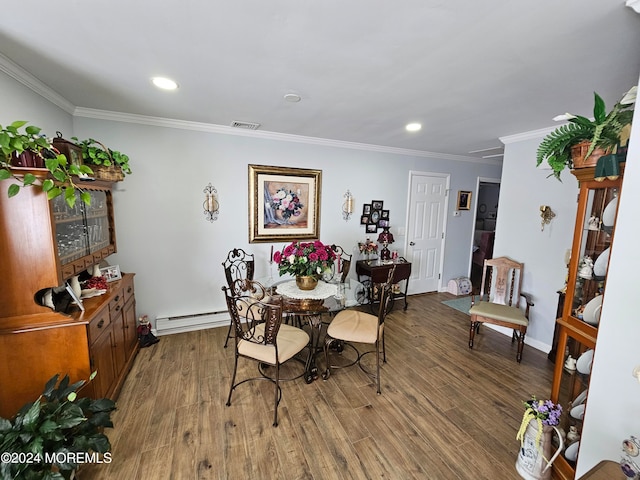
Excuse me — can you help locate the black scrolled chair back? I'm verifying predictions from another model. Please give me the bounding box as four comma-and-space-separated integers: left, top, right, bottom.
223, 248, 255, 287
222, 248, 255, 347
375, 265, 396, 322
223, 281, 283, 347
334, 245, 353, 283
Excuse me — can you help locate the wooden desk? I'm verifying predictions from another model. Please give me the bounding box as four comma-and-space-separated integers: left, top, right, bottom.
355, 259, 411, 312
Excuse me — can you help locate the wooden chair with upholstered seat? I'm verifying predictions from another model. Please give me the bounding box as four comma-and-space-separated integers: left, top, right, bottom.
468, 256, 534, 362
322, 266, 395, 394
222, 248, 255, 348
222, 279, 309, 427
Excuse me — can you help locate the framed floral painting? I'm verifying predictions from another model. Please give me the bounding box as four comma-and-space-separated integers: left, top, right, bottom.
248, 164, 322, 243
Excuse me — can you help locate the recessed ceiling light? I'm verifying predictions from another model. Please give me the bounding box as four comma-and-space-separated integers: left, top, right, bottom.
284, 93, 301, 103
405, 123, 422, 132
152, 77, 178, 90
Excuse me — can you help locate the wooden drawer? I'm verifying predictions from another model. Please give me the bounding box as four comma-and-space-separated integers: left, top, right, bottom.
122, 276, 135, 304
61, 263, 75, 279
109, 290, 125, 318
89, 308, 111, 344
73, 258, 89, 275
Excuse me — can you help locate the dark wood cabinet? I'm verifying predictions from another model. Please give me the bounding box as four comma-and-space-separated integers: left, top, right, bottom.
0, 175, 138, 418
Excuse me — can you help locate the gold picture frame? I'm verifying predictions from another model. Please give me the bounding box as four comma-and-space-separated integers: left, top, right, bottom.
248, 164, 322, 243
457, 190, 472, 210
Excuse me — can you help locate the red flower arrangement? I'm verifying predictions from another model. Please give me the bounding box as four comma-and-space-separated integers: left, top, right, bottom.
273, 240, 337, 277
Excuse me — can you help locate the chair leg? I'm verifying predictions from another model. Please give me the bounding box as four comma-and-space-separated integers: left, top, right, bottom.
516, 331, 526, 363
273, 363, 280, 427
223, 322, 233, 348
382, 329, 387, 364
226, 353, 239, 406
469, 321, 477, 348
322, 335, 335, 380
375, 339, 381, 395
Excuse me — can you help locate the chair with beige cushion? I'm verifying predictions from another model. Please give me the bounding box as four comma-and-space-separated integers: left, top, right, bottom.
468, 256, 534, 362
322, 266, 395, 394
222, 248, 255, 348
223, 279, 309, 427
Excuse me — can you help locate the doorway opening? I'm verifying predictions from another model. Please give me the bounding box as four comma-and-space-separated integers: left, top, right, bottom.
470, 179, 501, 291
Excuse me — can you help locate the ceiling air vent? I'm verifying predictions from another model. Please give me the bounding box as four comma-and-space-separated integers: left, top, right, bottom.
230, 121, 261, 130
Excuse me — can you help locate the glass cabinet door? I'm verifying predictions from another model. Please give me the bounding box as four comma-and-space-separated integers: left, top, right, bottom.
51, 186, 115, 280
568, 185, 619, 325
52, 194, 90, 264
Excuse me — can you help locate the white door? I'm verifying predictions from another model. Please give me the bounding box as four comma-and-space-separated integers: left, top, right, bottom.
406, 172, 448, 293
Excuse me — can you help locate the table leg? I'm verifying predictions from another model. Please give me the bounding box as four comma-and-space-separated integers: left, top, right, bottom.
302, 313, 323, 384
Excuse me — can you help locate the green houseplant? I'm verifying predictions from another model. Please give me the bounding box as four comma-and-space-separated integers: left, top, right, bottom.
536, 86, 636, 180
0, 372, 116, 480
71, 137, 132, 179
0, 121, 94, 207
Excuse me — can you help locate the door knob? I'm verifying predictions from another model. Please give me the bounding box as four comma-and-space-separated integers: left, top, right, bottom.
409, 241, 415, 246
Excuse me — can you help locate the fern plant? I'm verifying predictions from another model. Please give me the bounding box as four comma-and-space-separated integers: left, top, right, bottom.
536, 86, 636, 181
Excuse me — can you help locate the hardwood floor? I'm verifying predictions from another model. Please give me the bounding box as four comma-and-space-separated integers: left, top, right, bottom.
80, 292, 554, 480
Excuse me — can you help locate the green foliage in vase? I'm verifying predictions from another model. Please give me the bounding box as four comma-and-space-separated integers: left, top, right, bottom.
0, 121, 94, 207
0, 372, 116, 480
536, 86, 636, 181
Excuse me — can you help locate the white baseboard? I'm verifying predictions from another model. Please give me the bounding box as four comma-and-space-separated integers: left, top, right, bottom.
154, 311, 230, 336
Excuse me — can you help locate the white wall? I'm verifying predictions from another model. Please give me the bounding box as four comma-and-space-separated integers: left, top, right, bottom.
70, 116, 502, 327
498, 134, 578, 349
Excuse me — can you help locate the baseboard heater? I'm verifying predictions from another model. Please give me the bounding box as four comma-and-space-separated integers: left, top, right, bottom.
154, 309, 230, 336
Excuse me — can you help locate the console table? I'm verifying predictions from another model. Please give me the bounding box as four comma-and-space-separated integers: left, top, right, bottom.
355, 259, 411, 312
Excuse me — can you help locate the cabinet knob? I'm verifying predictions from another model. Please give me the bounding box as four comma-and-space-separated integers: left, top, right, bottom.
97, 319, 104, 328
115, 306, 121, 312
114, 295, 120, 302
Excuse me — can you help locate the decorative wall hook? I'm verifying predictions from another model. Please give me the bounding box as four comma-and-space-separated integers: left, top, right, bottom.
342, 190, 354, 221
203, 183, 219, 222
540, 205, 555, 231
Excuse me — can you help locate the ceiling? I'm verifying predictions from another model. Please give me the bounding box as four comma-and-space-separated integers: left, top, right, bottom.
1, 0, 639, 160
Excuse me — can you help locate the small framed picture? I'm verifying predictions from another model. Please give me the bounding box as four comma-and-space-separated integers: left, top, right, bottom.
372, 200, 384, 210
378, 219, 389, 228
457, 191, 472, 210
363, 204, 371, 215
366, 223, 378, 233
100, 264, 122, 282
360, 215, 369, 225
381, 210, 389, 220
370, 210, 381, 224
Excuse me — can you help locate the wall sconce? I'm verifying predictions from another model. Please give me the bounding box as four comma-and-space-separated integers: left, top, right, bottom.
540, 205, 555, 231
203, 183, 219, 222
342, 190, 354, 221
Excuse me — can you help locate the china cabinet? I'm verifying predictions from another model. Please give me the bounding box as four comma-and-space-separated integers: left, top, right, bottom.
550, 165, 623, 480
0, 174, 137, 418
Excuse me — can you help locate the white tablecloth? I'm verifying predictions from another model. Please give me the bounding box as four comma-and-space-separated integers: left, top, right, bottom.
276, 280, 337, 300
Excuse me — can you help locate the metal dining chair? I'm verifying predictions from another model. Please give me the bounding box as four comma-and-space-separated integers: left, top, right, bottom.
322, 266, 395, 394
222, 248, 255, 348
223, 279, 309, 427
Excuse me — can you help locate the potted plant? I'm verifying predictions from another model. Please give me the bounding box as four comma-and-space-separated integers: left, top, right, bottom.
71, 137, 132, 181
0, 372, 116, 480
536, 86, 636, 180
0, 121, 94, 207
273, 240, 337, 290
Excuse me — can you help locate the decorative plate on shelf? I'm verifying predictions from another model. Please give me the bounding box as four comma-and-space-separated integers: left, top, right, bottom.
582, 295, 603, 326
593, 248, 610, 277
570, 404, 585, 420
577, 349, 594, 374
572, 389, 587, 407
602, 197, 618, 227
565, 441, 580, 462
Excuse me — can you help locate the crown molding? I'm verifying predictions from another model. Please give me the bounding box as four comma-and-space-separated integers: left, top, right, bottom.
2, 52, 496, 165
0, 53, 75, 114
500, 125, 558, 144
75, 107, 493, 164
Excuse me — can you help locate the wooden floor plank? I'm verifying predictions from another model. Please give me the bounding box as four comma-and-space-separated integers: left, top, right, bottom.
83, 292, 554, 480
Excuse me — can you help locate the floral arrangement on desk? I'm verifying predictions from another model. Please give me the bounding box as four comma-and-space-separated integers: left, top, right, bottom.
516, 396, 562, 450
270, 187, 304, 221
273, 240, 336, 277
358, 239, 378, 256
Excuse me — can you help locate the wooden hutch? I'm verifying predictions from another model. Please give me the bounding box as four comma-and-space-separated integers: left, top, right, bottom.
550, 164, 623, 479
0, 171, 138, 418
